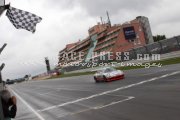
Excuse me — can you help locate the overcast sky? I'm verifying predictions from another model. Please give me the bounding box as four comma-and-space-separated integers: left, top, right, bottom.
0, 0, 180, 80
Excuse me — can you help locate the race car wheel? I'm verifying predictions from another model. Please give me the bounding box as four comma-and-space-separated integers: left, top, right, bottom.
94, 77, 99, 83
103, 75, 108, 82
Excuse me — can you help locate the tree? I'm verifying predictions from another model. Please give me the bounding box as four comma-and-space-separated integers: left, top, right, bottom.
153, 35, 166, 42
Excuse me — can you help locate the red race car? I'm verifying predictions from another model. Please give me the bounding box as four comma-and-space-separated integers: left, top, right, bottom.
94, 67, 124, 83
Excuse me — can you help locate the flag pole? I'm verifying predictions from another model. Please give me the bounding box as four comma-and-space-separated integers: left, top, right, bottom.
0, 0, 10, 16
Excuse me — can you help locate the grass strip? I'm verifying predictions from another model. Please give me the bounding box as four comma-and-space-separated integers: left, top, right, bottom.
49, 57, 180, 79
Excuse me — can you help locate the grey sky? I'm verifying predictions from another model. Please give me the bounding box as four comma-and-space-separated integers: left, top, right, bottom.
0, 0, 180, 79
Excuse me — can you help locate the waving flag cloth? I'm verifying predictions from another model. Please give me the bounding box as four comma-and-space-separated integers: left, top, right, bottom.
6, 6, 42, 33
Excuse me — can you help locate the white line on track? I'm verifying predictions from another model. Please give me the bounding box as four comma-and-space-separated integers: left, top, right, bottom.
54, 95, 134, 119
52, 95, 135, 119
93, 96, 135, 109
10, 88, 45, 120
38, 71, 180, 112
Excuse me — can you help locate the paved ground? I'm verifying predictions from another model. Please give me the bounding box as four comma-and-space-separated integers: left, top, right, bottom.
8, 64, 180, 120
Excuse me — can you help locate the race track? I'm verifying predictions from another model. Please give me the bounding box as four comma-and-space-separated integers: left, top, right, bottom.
9, 64, 180, 120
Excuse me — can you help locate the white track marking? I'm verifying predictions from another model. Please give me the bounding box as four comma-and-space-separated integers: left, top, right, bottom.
93, 96, 135, 109
106, 94, 133, 98
10, 88, 45, 120
38, 71, 180, 112
57, 95, 134, 118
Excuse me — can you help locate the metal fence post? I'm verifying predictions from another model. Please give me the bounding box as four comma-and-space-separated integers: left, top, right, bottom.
174, 36, 180, 49
144, 45, 152, 56
157, 41, 163, 54
132, 48, 137, 59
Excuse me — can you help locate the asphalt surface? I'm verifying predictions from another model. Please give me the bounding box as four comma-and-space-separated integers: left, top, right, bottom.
9, 64, 180, 120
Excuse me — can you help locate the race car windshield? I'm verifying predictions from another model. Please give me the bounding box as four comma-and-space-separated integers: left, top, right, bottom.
104, 67, 116, 73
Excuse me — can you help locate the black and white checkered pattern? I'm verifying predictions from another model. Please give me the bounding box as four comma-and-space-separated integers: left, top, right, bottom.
6, 6, 42, 33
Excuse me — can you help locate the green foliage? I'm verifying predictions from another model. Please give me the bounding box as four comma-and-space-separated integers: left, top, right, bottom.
153, 35, 166, 42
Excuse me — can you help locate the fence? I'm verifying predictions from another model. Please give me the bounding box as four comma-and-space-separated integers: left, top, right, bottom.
62, 35, 180, 72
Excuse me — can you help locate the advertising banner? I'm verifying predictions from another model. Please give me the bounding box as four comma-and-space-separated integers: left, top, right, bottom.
123, 26, 136, 40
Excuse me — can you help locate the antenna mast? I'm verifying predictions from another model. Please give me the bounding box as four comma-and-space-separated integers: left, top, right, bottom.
100, 17, 103, 24
106, 11, 111, 27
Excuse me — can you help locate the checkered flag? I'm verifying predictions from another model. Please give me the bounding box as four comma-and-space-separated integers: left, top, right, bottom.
6, 6, 42, 33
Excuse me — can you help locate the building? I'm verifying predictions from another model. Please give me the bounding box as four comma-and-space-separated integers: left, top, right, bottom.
136, 16, 154, 44
58, 16, 153, 68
